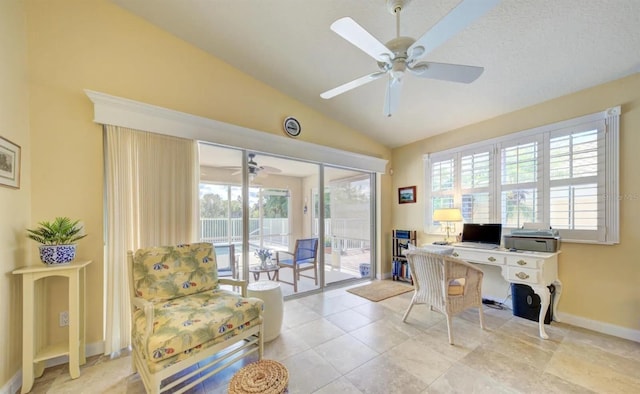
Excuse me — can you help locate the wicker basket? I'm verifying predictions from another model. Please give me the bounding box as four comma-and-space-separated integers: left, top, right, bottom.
228, 360, 289, 394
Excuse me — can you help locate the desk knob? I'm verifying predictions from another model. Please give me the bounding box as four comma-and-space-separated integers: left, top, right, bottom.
516, 272, 530, 280
487, 256, 496, 262
517, 259, 527, 266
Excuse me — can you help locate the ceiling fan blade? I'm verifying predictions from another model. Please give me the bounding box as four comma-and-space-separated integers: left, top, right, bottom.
330, 17, 394, 62
383, 77, 403, 117
408, 0, 500, 61
409, 62, 484, 83
260, 165, 282, 174
321, 71, 386, 99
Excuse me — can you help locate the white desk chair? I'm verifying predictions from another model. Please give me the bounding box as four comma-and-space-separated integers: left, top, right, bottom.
404, 249, 485, 345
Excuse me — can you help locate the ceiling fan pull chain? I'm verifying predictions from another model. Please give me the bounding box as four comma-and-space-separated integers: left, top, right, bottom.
395, 6, 401, 38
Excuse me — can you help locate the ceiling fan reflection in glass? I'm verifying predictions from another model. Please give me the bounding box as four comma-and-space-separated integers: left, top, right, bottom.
226, 153, 282, 180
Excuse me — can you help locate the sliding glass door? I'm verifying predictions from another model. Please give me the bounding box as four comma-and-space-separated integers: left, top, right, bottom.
199, 142, 374, 297
199, 145, 245, 278
321, 167, 374, 285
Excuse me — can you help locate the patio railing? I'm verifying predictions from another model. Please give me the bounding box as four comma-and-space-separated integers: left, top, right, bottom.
200, 217, 289, 247
200, 217, 369, 251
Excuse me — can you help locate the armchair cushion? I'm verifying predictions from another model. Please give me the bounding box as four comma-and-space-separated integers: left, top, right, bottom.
447, 278, 466, 296
131, 243, 218, 303
132, 288, 262, 365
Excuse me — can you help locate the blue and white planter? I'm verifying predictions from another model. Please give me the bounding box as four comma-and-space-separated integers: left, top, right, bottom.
39, 244, 77, 265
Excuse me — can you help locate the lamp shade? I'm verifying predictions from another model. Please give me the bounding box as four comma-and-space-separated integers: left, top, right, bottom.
433, 208, 463, 222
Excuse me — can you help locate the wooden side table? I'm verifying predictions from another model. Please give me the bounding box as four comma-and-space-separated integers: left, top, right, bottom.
13, 260, 92, 393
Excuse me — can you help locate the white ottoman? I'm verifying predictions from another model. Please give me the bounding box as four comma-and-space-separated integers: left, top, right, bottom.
247, 281, 284, 342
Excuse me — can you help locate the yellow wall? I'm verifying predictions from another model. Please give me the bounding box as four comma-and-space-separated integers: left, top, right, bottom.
392, 73, 640, 332
8, 0, 635, 388
0, 0, 31, 386
16, 0, 391, 381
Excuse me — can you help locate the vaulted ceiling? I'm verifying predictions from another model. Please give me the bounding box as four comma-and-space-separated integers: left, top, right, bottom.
110, 0, 640, 148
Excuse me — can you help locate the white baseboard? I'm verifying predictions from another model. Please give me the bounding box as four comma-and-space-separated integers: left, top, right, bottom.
0, 370, 21, 394
556, 312, 640, 343
1, 341, 105, 394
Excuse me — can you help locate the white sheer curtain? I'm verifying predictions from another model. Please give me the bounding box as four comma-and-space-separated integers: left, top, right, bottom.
103, 125, 199, 356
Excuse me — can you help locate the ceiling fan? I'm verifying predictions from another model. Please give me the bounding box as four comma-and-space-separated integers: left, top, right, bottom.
230, 153, 282, 178
320, 0, 499, 117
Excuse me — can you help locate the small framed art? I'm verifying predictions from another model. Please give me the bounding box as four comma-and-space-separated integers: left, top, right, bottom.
398, 186, 416, 204
0, 136, 21, 189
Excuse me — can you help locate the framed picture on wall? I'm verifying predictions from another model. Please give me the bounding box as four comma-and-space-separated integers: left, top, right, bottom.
0, 136, 21, 189
398, 186, 416, 204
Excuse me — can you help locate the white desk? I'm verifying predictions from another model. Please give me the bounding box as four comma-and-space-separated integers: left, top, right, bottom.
425, 245, 562, 339
13, 260, 92, 393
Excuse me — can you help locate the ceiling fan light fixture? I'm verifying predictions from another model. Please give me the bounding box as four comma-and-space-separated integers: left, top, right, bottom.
391, 59, 407, 80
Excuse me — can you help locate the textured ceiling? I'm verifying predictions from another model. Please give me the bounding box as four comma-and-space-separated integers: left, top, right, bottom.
110, 0, 640, 148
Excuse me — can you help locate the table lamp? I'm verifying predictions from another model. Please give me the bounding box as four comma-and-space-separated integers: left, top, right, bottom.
433, 208, 463, 243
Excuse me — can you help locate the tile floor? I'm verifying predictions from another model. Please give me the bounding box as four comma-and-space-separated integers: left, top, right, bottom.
25, 283, 640, 393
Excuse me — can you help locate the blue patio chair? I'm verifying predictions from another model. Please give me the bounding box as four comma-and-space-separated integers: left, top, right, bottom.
276, 238, 319, 292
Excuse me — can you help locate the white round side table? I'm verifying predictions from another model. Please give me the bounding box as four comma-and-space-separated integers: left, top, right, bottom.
247, 281, 284, 342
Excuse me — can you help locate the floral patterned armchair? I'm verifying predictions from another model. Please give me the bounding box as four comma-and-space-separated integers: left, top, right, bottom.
127, 243, 264, 393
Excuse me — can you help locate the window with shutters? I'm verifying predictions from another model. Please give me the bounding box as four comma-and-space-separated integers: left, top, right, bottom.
460, 150, 492, 224
424, 107, 620, 244
428, 156, 455, 225
548, 124, 605, 241
499, 137, 543, 228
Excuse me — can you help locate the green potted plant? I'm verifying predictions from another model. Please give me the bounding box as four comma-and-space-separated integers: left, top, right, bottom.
27, 217, 87, 265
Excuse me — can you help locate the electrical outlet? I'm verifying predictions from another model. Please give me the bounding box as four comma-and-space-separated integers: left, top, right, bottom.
59, 311, 69, 327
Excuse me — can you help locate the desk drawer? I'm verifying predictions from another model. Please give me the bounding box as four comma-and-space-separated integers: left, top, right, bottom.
506, 255, 543, 269
451, 249, 504, 265
507, 266, 540, 285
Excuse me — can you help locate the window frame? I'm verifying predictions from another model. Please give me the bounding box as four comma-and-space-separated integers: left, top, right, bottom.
424, 107, 620, 245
